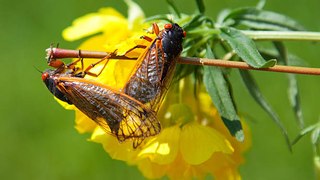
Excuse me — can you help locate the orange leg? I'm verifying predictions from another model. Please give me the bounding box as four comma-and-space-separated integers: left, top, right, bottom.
82, 55, 111, 77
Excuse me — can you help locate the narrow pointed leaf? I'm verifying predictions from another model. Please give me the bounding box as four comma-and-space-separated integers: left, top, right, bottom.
258, 48, 306, 67
166, 0, 180, 18
145, 15, 171, 23
183, 14, 209, 31
220, 27, 276, 68
203, 45, 244, 141
312, 127, 320, 145
221, 7, 305, 31
239, 70, 291, 151
256, 0, 266, 9
173, 64, 196, 82
217, 9, 232, 25
312, 126, 320, 157
287, 74, 304, 128
292, 123, 318, 145
195, 0, 205, 14
273, 41, 304, 128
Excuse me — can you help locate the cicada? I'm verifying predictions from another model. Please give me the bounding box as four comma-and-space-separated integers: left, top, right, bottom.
42, 23, 185, 148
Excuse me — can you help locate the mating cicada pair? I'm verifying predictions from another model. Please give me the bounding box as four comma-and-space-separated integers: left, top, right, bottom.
42, 23, 186, 148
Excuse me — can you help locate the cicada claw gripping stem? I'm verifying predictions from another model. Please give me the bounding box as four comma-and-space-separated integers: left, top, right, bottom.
42, 23, 186, 148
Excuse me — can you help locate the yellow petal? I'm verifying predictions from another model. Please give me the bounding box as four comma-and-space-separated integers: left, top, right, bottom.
109, 33, 148, 55
198, 92, 215, 115
208, 153, 242, 180
91, 127, 137, 162
180, 121, 234, 165
165, 153, 194, 180
54, 97, 75, 110
74, 110, 97, 133
77, 34, 112, 51
136, 158, 167, 179
91, 62, 118, 87
113, 60, 137, 88
62, 8, 127, 41
138, 125, 181, 165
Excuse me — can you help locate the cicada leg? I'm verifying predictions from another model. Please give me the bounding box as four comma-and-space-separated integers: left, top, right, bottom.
80, 51, 112, 77
61, 49, 116, 78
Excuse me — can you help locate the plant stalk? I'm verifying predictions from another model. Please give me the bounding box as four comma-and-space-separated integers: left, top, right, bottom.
179, 57, 320, 75
242, 30, 320, 41
46, 48, 320, 75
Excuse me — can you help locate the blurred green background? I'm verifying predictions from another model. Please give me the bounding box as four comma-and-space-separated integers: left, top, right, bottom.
1, 0, 319, 179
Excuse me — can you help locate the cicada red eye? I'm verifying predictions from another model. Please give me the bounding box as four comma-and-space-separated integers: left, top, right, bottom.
164, 23, 173, 29
183, 31, 187, 37
41, 72, 49, 81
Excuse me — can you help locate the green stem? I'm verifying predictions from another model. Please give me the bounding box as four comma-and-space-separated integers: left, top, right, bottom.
241, 30, 320, 41
187, 29, 220, 36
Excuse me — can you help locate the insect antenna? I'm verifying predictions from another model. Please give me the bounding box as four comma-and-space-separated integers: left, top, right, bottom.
33, 65, 43, 74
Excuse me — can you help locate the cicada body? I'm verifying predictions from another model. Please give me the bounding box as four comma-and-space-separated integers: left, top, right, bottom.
42, 69, 160, 148
42, 23, 185, 148
123, 23, 185, 111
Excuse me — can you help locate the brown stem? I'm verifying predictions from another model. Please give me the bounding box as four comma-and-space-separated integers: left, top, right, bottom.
179, 57, 320, 75
46, 48, 320, 75
46, 48, 136, 60
46, 48, 107, 59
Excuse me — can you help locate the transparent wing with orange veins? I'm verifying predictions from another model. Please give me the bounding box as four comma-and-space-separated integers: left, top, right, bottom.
147, 46, 178, 112
57, 77, 161, 148
122, 37, 177, 113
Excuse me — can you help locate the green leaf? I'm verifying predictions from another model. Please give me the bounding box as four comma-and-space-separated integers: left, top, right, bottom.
239, 70, 291, 151
287, 74, 304, 127
256, 0, 266, 9
173, 64, 197, 82
292, 123, 318, 145
312, 127, 320, 145
144, 15, 172, 23
183, 14, 208, 31
167, 104, 194, 125
273, 42, 304, 129
195, 0, 205, 14
166, 0, 181, 18
258, 48, 306, 67
219, 27, 277, 68
217, 9, 232, 25
221, 7, 305, 31
203, 45, 244, 141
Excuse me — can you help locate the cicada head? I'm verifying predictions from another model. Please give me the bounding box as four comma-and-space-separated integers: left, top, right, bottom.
160, 23, 186, 59
42, 69, 72, 104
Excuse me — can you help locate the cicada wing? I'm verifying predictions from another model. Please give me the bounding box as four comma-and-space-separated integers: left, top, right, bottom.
122, 37, 178, 113
57, 78, 161, 147
148, 55, 177, 112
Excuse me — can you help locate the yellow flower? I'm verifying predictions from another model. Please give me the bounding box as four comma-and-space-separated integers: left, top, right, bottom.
59, 0, 150, 133
59, 1, 251, 179
90, 78, 250, 180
